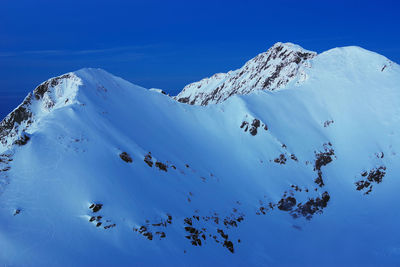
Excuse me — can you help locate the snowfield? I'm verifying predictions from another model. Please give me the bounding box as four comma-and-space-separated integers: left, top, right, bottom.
0, 43, 400, 266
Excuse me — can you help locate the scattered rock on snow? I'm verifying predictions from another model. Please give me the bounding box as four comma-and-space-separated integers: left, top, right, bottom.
155, 161, 168, 172
120, 152, 133, 163
355, 166, 386, 195
14, 208, 21, 216
274, 154, 287, 164
323, 120, 334, 127
89, 203, 103, 213
144, 152, 153, 167
13, 134, 30, 146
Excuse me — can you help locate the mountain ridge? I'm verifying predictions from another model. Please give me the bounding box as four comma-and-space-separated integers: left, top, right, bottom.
174, 42, 317, 105
0, 43, 400, 265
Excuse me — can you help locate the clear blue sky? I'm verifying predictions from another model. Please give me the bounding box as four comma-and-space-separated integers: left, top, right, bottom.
1, 0, 399, 118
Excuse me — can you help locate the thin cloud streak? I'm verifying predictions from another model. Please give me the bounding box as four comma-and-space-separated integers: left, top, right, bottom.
0, 44, 159, 58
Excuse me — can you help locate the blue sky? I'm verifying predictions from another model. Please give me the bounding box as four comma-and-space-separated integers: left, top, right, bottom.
1, 0, 399, 118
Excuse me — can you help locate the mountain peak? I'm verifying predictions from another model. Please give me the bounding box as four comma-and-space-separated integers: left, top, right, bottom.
0, 68, 150, 152
0, 72, 83, 151
174, 42, 316, 105
1, 43, 400, 265
270, 41, 311, 52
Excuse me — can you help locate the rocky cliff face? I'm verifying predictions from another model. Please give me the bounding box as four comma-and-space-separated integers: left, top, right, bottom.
174, 42, 316, 105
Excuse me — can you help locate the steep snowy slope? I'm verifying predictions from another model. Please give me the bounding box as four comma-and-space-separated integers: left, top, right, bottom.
1, 45, 400, 266
174, 42, 316, 105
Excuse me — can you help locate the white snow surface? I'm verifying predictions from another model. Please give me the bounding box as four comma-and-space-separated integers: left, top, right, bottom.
0, 45, 400, 266
149, 88, 167, 95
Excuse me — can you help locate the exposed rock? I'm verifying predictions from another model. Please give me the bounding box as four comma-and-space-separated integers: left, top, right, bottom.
89, 203, 103, 213
274, 154, 287, 164
0, 94, 33, 147
241, 118, 265, 136
134, 214, 172, 241
184, 225, 204, 246
144, 152, 153, 167
291, 192, 330, 220
355, 166, 386, 195
89, 214, 115, 230
13, 134, 30, 146
14, 209, 21, 216
223, 213, 244, 228
174, 42, 316, 105
252, 119, 260, 128
1, 73, 80, 148
240, 121, 249, 132
314, 148, 334, 172
277, 196, 296, 211
314, 144, 335, 187
177, 97, 190, 104
119, 152, 133, 163
33, 74, 72, 100
155, 231, 166, 238
217, 229, 234, 253
134, 226, 153, 240
291, 184, 302, 192
323, 120, 334, 127
249, 119, 261, 136
104, 224, 116, 229
290, 154, 298, 162
155, 161, 167, 172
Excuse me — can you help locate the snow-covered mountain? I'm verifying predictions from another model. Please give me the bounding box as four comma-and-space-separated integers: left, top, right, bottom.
1, 44, 400, 266
174, 42, 316, 105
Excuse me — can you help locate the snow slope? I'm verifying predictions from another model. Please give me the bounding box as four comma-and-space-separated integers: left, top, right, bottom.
1, 45, 400, 266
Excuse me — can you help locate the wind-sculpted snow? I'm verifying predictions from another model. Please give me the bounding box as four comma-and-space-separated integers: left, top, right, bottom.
0, 45, 400, 266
